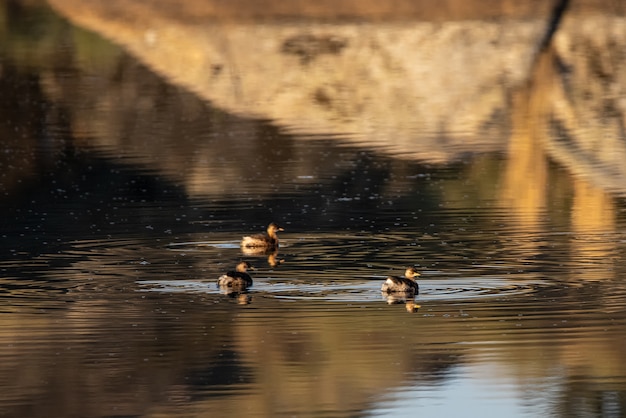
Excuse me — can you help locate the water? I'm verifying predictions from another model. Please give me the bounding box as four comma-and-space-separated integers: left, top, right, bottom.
2, 2, 626, 417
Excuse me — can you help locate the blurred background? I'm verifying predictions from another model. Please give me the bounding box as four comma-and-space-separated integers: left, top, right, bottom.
1, 1, 626, 417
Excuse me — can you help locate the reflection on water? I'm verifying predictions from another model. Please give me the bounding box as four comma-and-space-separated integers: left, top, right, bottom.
2, 1, 626, 417
44, 0, 626, 195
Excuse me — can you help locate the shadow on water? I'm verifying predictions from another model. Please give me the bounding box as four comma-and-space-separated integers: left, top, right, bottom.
2, 1, 626, 417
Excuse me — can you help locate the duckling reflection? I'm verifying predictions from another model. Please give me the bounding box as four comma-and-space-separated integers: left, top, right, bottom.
405, 301, 420, 313
217, 261, 254, 293
241, 246, 285, 268
236, 293, 252, 305
220, 291, 252, 305
266, 251, 284, 268
241, 223, 284, 250
382, 292, 421, 313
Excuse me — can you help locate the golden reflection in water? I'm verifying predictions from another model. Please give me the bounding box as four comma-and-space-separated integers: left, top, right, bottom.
569, 176, 617, 282
496, 49, 553, 270
502, 45, 619, 283
500, 88, 548, 229
571, 176, 616, 234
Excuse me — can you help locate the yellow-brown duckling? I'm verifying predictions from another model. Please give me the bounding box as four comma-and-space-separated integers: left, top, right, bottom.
381, 267, 420, 294
241, 223, 284, 249
217, 261, 254, 291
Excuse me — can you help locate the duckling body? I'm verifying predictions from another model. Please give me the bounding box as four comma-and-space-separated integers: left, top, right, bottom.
241, 223, 284, 249
381, 267, 420, 294
217, 261, 254, 290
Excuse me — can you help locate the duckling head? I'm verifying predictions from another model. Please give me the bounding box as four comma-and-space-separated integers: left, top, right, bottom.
268, 223, 285, 233
404, 267, 420, 280
235, 261, 254, 272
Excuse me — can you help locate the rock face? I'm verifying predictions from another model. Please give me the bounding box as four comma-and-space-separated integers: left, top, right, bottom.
46, 0, 549, 161
46, 0, 626, 194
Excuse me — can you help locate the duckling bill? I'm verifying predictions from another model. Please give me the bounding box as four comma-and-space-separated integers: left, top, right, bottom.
241, 223, 284, 249
217, 261, 254, 291
381, 267, 420, 294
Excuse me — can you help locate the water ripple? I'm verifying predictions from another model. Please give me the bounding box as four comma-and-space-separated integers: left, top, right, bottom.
137, 274, 549, 304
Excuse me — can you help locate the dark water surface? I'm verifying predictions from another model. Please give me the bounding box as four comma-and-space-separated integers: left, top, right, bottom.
2, 3, 626, 418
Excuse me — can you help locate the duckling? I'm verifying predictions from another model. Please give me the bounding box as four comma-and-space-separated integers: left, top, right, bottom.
217, 261, 254, 290
381, 267, 420, 294
241, 223, 284, 249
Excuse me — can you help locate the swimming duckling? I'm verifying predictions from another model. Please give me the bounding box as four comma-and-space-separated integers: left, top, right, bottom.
381, 267, 420, 294
217, 261, 254, 291
241, 223, 284, 249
